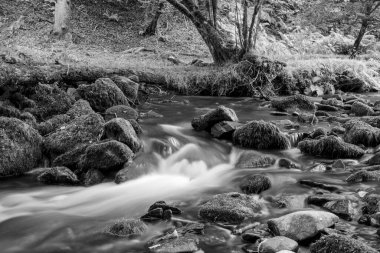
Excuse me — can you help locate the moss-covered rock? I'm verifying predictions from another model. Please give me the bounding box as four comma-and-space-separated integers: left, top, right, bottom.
367, 153, 380, 165
83, 169, 104, 186
44, 113, 104, 156
52, 144, 89, 171
361, 116, 380, 128
320, 98, 343, 107
199, 192, 264, 223
66, 99, 95, 119
104, 105, 139, 122
346, 170, 380, 183
310, 234, 378, 253
298, 136, 364, 159
77, 78, 130, 112
191, 106, 238, 131
343, 120, 380, 147
110, 75, 139, 104
239, 174, 271, 194
0, 117, 43, 177
210, 121, 242, 139
258, 236, 299, 253
233, 120, 290, 150
351, 101, 374, 116
106, 218, 147, 238
236, 151, 276, 169
271, 95, 316, 111
37, 166, 79, 185
37, 114, 71, 136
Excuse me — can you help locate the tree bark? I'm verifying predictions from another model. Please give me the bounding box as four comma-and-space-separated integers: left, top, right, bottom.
351, 1, 374, 58
52, 0, 72, 37
143, 1, 166, 36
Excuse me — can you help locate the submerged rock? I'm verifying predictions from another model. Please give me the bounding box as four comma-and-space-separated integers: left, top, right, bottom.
106, 218, 147, 238
298, 136, 364, 159
351, 101, 374, 116
344, 120, 380, 147
199, 192, 264, 223
233, 120, 290, 150
0, 117, 43, 177
37, 167, 79, 185
77, 78, 130, 112
104, 105, 139, 122
310, 234, 378, 253
191, 106, 238, 131
103, 118, 142, 152
267, 210, 339, 242
239, 174, 271, 194
271, 95, 316, 111
258, 236, 299, 253
210, 121, 242, 139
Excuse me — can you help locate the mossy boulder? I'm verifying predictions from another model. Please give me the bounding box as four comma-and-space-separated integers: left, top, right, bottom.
210, 121, 242, 139
351, 101, 374, 116
83, 169, 104, 186
233, 120, 290, 150
104, 105, 139, 122
52, 144, 89, 171
239, 174, 271, 194
44, 113, 104, 156
346, 170, 380, 183
199, 192, 264, 224
343, 120, 380, 147
106, 218, 147, 238
271, 95, 316, 111
66, 99, 95, 119
77, 78, 130, 112
298, 136, 364, 159
37, 114, 71, 136
258, 236, 299, 253
191, 106, 238, 131
361, 116, 380, 128
0, 117, 43, 177
236, 151, 276, 169
110, 75, 139, 104
310, 234, 378, 253
37, 167, 79, 185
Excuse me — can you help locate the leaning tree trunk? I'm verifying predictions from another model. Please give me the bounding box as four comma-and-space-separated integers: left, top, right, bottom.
142, 1, 166, 36
52, 0, 72, 37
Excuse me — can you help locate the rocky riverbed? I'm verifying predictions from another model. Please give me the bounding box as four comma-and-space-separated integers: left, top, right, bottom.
0, 76, 380, 253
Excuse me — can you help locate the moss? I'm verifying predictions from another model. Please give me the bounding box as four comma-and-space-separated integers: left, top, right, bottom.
310, 234, 378, 253
233, 120, 290, 150
298, 136, 364, 159
106, 218, 147, 238
343, 120, 380, 147
271, 94, 316, 112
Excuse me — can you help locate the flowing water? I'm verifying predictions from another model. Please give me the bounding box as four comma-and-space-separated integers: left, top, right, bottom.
0, 96, 379, 253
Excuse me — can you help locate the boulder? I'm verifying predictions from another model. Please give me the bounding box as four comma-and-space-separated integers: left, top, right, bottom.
344, 120, 380, 147
210, 121, 242, 139
129, 119, 143, 135
346, 170, 380, 183
233, 121, 290, 150
320, 98, 343, 107
331, 126, 346, 135
110, 75, 139, 104
351, 101, 374, 116
271, 95, 316, 111
297, 113, 318, 124
80, 140, 134, 173
0, 117, 43, 177
323, 200, 356, 220
267, 210, 339, 242
298, 136, 364, 159
83, 169, 104, 186
316, 103, 338, 111
310, 234, 378, 253
104, 105, 139, 122
258, 236, 299, 253
44, 113, 104, 156
368, 153, 380, 165
103, 118, 142, 152
115, 160, 155, 183
77, 78, 130, 112
309, 128, 327, 139
191, 106, 238, 131
148, 235, 199, 253
361, 116, 380, 128
52, 144, 88, 171
199, 192, 264, 223
37, 114, 71, 135
106, 218, 147, 238
239, 174, 271, 194
66, 99, 95, 119
37, 167, 79, 185
236, 151, 276, 169
307, 193, 347, 206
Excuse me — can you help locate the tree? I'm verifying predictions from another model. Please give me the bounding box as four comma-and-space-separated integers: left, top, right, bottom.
142, 0, 166, 36
52, 0, 72, 38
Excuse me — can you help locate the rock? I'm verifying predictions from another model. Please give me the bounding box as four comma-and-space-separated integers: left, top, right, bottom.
351, 101, 374, 116
67, 87, 80, 100
368, 153, 380, 165
278, 158, 297, 169
298, 136, 365, 159
106, 218, 147, 238
361, 116, 380, 128
103, 118, 142, 152
199, 192, 264, 223
44, 113, 104, 156
271, 120, 299, 130
210, 121, 242, 139
297, 112, 318, 124
129, 119, 143, 135
272, 194, 307, 209
331, 126, 346, 135
52, 144, 88, 171
307, 194, 347, 206
307, 163, 327, 172
110, 75, 139, 104
320, 98, 343, 107
0, 117, 43, 177
37, 114, 71, 135
37, 167, 79, 185
104, 105, 139, 122
323, 199, 355, 220
77, 78, 130, 112
80, 140, 134, 173
310, 128, 327, 139
315, 111, 331, 117
241, 232, 261, 243
83, 169, 104, 186
258, 236, 299, 253
267, 210, 339, 242
300, 179, 342, 192
271, 95, 316, 111
316, 103, 338, 111
270, 111, 290, 116
66, 99, 94, 119
115, 160, 154, 183
239, 174, 271, 194
236, 151, 276, 168
310, 234, 378, 253
346, 170, 380, 183
148, 201, 182, 215
191, 105, 238, 131
362, 193, 380, 215
233, 120, 290, 150
344, 120, 380, 147
148, 235, 199, 253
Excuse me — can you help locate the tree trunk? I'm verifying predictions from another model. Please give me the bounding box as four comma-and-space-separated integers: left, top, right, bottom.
52, 0, 72, 38
143, 1, 166, 36
351, 2, 373, 58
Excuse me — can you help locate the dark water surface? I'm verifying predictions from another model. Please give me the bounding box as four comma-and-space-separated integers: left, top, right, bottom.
0, 96, 379, 252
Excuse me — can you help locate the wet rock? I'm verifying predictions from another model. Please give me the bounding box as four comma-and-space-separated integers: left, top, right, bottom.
177, 223, 205, 236
115, 156, 157, 183
191, 105, 238, 131
323, 200, 356, 220
83, 169, 104, 186
80, 140, 134, 173
106, 218, 147, 238
103, 118, 142, 153
297, 112, 318, 124
141, 200, 181, 222
236, 151, 276, 169
233, 120, 290, 150
331, 126, 346, 135
278, 158, 297, 169
37, 114, 71, 135
368, 153, 380, 165
267, 210, 339, 242
327, 116, 350, 124
300, 179, 342, 192
351, 101, 374, 116
307, 193, 347, 206
210, 121, 242, 139
129, 119, 143, 135
361, 116, 380, 128
148, 235, 199, 253
241, 232, 261, 243
310, 128, 327, 139
0, 117, 43, 177
271, 120, 299, 130
77, 78, 130, 112
315, 111, 331, 117
52, 144, 88, 171
239, 174, 271, 194
271, 95, 316, 111
66, 99, 94, 119
148, 201, 182, 215
37, 167, 79, 185
44, 113, 104, 156
270, 111, 290, 116
307, 163, 327, 172
321, 98, 343, 107
199, 192, 264, 223
316, 103, 338, 111
110, 75, 139, 104
344, 120, 380, 147
272, 194, 307, 209
346, 170, 380, 183
104, 105, 139, 122
310, 234, 378, 253
362, 193, 380, 215
258, 236, 298, 253
298, 136, 365, 159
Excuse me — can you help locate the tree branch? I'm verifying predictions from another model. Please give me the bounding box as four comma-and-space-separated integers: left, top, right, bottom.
165, 0, 192, 19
